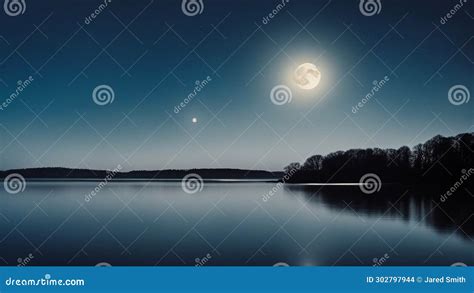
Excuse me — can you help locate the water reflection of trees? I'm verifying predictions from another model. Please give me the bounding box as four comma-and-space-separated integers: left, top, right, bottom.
285, 185, 474, 238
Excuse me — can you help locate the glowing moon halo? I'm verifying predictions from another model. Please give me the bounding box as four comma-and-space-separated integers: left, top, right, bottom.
294, 63, 321, 90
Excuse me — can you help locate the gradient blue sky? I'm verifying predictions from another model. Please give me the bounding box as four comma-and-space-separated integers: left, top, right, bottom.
0, 0, 473, 171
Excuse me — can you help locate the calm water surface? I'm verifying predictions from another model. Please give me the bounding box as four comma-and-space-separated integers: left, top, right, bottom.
0, 182, 472, 266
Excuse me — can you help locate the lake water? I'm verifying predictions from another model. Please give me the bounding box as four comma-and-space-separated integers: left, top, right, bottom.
0, 181, 472, 266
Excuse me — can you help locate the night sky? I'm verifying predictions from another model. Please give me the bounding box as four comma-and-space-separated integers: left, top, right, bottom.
0, 0, 473, 171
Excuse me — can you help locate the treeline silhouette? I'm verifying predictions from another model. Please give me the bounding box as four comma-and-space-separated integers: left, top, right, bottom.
284, 132, 474, 184
0, 168, 283, 180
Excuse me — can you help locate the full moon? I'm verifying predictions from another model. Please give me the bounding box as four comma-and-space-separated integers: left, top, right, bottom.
294, 63, 321, 90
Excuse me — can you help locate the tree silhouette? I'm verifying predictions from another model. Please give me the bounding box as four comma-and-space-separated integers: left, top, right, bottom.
284, 132, 474, 185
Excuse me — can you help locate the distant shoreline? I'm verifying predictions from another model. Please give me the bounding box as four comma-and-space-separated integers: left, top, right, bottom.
14, 178, 280, 183
0, 168, 284, 182
9, 179, 438, 186
2, 132, 472, 185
